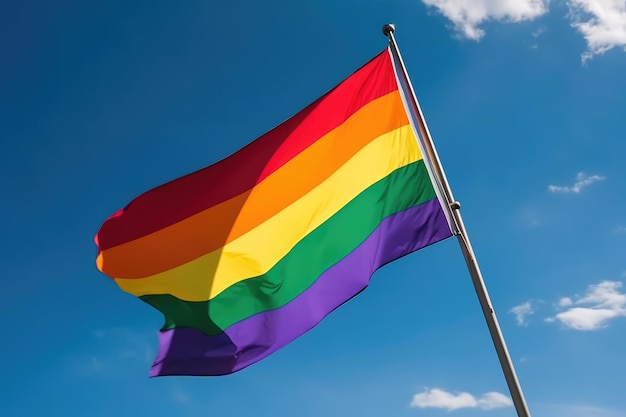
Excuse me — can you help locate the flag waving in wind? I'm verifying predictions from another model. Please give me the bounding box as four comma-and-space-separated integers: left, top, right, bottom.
95, 48, 454, 377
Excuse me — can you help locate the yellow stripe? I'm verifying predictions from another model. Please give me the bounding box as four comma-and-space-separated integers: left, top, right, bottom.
115, 124, 421, 301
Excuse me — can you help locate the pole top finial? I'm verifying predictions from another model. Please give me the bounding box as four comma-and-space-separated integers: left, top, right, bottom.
382, 24, 395, 37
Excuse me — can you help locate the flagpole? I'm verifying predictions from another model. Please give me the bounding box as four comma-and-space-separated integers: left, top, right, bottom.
382, 24, 532, 417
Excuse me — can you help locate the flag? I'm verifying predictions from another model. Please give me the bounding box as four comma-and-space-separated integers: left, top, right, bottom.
95, 48, 454, 376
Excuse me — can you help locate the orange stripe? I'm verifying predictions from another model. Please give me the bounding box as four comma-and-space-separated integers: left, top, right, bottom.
97, 91, 409, 278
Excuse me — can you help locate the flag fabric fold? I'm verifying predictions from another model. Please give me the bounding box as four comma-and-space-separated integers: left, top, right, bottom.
95, 48, 453, 376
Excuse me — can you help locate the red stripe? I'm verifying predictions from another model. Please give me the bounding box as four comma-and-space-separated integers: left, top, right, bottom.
96, 49, 397, 250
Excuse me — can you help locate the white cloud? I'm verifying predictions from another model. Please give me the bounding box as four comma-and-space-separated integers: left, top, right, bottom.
554, 307, 621, 330
578, 281, 626, 308
510, 301, 534, 326
614, 225, 626, 234
547, 281, 626, 330
567, 0, 626, 63
411, 388, 476, 410
421, 0, 549, 40
548, 172, 605, 193
478, 392, 515, 410
410, 388, 512, 411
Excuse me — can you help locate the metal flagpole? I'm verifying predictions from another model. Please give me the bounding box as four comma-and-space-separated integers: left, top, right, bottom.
382, 24, 532, 417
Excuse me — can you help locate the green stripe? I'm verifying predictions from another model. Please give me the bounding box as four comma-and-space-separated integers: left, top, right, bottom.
141, 160, 436, 336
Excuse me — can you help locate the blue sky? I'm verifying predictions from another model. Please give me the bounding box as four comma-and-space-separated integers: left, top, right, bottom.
1, 1, 625, 416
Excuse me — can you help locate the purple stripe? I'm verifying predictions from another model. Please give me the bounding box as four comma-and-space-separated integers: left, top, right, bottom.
150, 198, 452, 376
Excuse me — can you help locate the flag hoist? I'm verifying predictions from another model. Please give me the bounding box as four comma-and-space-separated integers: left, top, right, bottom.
383, 23, 532, 417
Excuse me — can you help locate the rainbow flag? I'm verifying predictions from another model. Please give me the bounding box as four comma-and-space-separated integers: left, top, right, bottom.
95, 48, 453, 376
